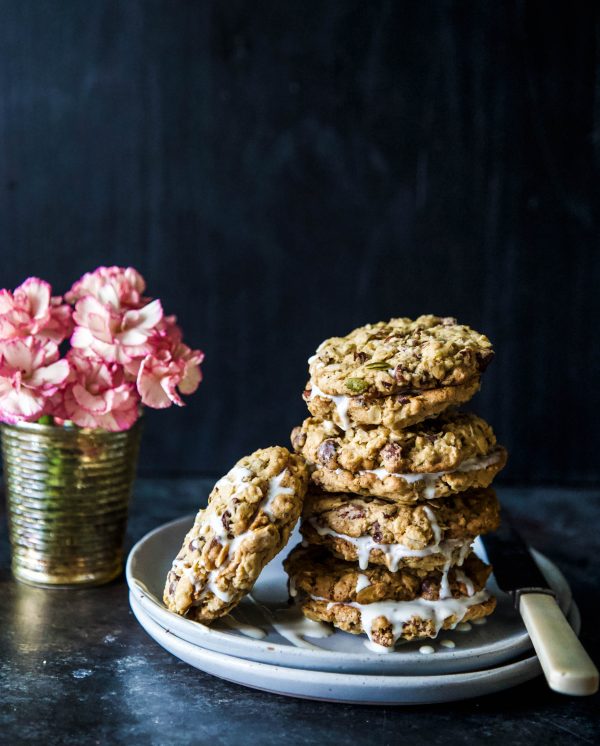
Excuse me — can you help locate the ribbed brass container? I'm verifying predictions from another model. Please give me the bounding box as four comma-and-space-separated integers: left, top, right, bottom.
1, 419, 142, 587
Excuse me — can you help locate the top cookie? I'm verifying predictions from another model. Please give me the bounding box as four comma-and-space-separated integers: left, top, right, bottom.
163, 446, 309, 622
308, 315, 493, 398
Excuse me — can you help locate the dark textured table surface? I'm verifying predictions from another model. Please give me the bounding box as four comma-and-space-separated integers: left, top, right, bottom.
1, 480, 599, 746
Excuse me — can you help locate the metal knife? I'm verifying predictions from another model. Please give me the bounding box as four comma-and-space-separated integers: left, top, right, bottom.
482, 510, 598, 696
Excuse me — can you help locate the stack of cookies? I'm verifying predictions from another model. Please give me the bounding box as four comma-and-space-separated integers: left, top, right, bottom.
286, 315, 507, 652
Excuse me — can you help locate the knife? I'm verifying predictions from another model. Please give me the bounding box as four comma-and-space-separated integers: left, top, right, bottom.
482, 509, 599, 696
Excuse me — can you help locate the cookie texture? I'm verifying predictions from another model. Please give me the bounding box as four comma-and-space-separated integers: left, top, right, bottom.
285, 545, 491, 604
302, 593, 496, 646
285, 545, 496, 646
308, 315, 493, 398
292, 412, 498, 474
310, 445, 507, 503
163, 447, 309, 622
304, 378, 480, 431
301, 487, 500, 570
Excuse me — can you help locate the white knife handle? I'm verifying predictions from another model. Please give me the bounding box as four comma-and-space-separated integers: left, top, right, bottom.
519, 593, 599, 696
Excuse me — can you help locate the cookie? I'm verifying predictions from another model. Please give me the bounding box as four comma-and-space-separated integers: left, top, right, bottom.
293, 413, 506, 502
301, 487, 500, 571
304, 377, 480, 431
308, 315, 493, 398
312, 447, 505, 503
292, 411, 499, 474
284, 545, 495, 648
163, 447, 309, 622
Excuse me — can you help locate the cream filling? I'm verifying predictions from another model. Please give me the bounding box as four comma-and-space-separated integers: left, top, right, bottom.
316, 589, 490, 652
308, 382, 351, 430
172, 466, 293, 604
343, 447, 503, 499
307, 508, 472, 574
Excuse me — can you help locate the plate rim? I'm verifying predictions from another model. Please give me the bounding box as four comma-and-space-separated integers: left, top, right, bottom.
130, 591, 575, 704
126, 514, 571, 672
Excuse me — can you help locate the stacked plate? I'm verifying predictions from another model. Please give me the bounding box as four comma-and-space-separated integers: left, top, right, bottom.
126, 515, 580, 705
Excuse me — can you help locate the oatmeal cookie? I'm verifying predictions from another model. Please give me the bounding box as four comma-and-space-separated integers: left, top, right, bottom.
292, 412, 498, 474
301, 487, 500, 571
163, 447, 309, 622
310, 445, 506, 503
304, 377, 480, 431
284, 545, 496, 647
308, 315, 493, 398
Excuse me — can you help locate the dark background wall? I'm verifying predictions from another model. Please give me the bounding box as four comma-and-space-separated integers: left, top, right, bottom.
0, 1, 598, 484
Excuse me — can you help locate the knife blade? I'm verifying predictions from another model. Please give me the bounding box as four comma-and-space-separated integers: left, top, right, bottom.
481, 509, 598, 697
482, 508, 554, 607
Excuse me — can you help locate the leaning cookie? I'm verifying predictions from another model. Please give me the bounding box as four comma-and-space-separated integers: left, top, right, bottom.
284, 545, 496, 649
301, 487, 500, 571
163, 447, 309, 622
292, 413, 507, 502
308, 315, 493, 399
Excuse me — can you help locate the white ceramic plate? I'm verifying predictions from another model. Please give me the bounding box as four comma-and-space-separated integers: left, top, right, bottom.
130, 591, 581, 705
126, 515, 572, 675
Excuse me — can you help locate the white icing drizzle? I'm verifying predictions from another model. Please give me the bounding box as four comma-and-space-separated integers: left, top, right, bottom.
351, 447, 504, 498
439, 560, 453, 600
221, 615, 267, 639
171, 466, 294, 604
472, 617, 487, 626
289, 576, 297, 598
322, 589, 490, 651
454, 568, 475, 597
419, 645, 435, 655
422, 505, 442, 544
355, 574, 372, 593
308, 383, 351, 430
307, 518, 468, 572
262, 469, 294, 519
249, 597, 332, 649
456, 622, 472, 632
440, 639, 456, 649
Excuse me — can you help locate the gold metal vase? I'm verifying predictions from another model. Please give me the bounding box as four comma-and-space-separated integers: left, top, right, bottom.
1, 419, 142, 587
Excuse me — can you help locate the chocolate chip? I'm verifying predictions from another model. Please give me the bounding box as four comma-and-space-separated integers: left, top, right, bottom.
372, 521, 383, 543
477, 350, 494, 372
339, 504, 365, 520
291, 426, 306, 451
221, 510, 233, 536
394, 365, 410, 384
317, 439, 338, 467
421, 578, 437, 599
381, 442, 403, 470
354, 351, 368, 363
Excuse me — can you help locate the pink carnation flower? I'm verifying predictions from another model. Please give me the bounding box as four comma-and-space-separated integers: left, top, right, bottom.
137, 344, 204, 409
71, 296, 163, 364
60, 352, 139, 431
126, 316, 204, 408
0, 278, 73, 344
0, 339, 70, 423
65, 266, 148, 309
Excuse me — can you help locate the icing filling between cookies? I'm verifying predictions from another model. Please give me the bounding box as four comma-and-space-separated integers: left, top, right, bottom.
316, 589, 490, 651
172, 466, 294, 606
306, 515, 472, 573
308, 383, 351, 430
348, 447, 503, 499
